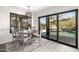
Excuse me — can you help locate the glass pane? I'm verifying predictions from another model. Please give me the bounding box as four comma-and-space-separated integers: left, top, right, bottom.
16, 17, 20, 29
49, 15, 57, 40
10, 14, 16, 33
22, 19, 30, 30
40, 17, 47, 37
58, 11, 76, 46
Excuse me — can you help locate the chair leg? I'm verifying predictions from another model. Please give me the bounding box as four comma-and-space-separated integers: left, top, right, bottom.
30, 37, 34, 51
12, 37, 15, 43
16, 40, 19, 50
39, 37, 41, 46
22, 38, 25, 51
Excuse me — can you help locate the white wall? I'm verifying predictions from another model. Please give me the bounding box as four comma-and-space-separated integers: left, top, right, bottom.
0, 6, 26, 43
33, 6, 79, 49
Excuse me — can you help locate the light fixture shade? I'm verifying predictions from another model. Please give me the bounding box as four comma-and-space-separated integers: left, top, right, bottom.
26, 11, 32, 18
26, 6, 32, 18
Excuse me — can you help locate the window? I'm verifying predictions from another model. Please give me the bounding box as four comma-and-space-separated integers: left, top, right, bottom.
58, 11, 76, 46
39, 17, 47, 37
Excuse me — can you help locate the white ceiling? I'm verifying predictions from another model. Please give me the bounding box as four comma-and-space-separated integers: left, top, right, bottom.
17, 6, 49, 13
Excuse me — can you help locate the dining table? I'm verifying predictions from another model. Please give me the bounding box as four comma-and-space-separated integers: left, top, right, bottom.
16, 29, 41, 49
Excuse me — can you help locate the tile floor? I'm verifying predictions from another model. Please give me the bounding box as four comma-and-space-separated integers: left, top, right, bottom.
11, 38, 79, 52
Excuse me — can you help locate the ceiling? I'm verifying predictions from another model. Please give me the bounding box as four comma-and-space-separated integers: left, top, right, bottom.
17, 6, 49, 13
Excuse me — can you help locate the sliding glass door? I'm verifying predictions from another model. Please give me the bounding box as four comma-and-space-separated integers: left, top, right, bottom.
39, 9, 78, 48
39, 17, 47, 37
58, 11, 77, 46
49, 15, 57, 40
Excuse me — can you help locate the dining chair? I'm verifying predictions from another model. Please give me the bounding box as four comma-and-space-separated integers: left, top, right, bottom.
12, 30, 17, 42
11, 29, 21, 50
18, 29, 32, 49
31, 30, 42, 47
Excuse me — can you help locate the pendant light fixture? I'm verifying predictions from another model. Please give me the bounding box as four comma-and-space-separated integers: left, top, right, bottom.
26, 6, 32, 18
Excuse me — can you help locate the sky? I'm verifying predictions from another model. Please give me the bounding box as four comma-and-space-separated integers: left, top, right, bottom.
59, 11, 75, 19
40, 17, 46, 24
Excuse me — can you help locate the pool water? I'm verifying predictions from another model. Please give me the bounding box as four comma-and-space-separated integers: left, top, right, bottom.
59, 32, 75, 38
41, 31, 75, 39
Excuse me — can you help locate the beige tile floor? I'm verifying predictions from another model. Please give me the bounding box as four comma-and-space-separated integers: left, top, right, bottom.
11, 38, 78, 52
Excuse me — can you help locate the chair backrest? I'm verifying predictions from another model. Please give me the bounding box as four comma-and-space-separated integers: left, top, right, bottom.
11, 29, 20, 39
11, 29, 16, 37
